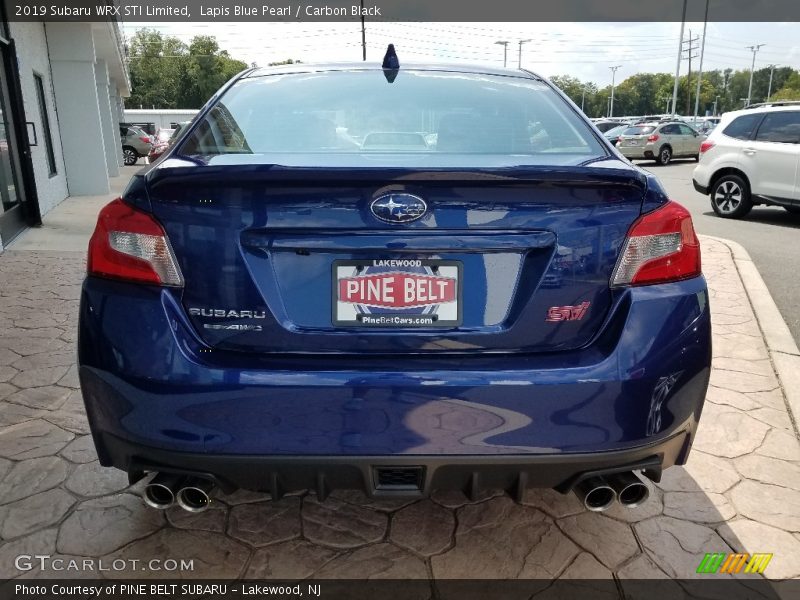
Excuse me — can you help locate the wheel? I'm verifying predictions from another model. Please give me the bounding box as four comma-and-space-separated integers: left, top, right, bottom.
655, 145, 672, 165
711, 174, 752, 219
783, 206, 800, 215
123, 147, 138, 166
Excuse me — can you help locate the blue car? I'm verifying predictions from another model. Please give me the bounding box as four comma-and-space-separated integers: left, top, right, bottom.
78, 62, 710, 514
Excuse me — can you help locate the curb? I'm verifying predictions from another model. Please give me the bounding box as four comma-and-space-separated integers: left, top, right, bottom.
703, 235, 800, 437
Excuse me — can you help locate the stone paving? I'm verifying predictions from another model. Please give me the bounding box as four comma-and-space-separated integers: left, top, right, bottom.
0, 238, 799, 589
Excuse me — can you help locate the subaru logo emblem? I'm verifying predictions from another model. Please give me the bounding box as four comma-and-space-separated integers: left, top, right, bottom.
370, 193, 428, 224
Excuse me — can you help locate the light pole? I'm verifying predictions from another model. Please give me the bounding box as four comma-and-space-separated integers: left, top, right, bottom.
360, 0, 366, 60
671, 0, 688, 116
495, 41, 509, 68
713, 95, 719, 115
609, 65, 622, 118
767, 64, 776, 99
581, 85, 588, 112
692, 0, 710, 123
517, 39, 532, 69
746, 44, 765, 106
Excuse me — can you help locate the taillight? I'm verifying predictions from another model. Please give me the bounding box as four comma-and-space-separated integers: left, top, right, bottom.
700, 140, 715, 153
139, 136, 151, 143
87, 198, 183, 286
611, 201, 700, 287
647, 134, 660, 142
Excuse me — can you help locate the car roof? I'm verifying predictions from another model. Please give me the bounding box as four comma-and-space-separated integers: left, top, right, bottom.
726, 104, 800, 118
744, 100, 800, 109
243, 62, 544, 81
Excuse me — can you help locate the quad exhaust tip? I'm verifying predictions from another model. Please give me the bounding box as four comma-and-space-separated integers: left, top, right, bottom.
607, 471, 650, 508
572, 476, 616, 512
143, 473, 185, 510
176, 477, 215, 513
571, 471, 651, 512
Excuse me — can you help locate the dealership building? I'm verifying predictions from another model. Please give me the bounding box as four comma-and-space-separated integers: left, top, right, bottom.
0, 13, 129, 250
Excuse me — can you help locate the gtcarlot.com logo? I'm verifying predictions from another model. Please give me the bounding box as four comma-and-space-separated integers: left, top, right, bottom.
15, 555, 194, 572
696, 552, 772, 574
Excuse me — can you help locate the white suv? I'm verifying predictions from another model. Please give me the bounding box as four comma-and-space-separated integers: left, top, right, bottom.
692, 106, 800, 219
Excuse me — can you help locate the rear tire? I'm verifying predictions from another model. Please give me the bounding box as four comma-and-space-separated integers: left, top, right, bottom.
123, 147, 138, 166
711, 174, 752, 219
655, 145, 672, 165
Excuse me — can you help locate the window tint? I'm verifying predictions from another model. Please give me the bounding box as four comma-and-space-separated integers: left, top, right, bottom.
622, 126, 655, 135
723, 113, 762, 140
754, 112, 800, 143
678, 124, 696, 135
179, 70, 606, 167
660, 124, 679, 134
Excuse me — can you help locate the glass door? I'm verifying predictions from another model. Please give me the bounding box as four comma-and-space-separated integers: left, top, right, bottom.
0, 40, 31, 245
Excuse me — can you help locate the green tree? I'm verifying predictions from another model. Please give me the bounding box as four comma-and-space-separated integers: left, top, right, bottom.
771, 71, 800, 100
126, 29, 187, 109
126, 29, 247, 109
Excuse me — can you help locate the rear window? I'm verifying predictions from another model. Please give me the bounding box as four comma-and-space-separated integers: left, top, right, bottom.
622, 126, 655, 135
754, 112, 800, 143
178, 70, 606, 167
722, 113, 762, 140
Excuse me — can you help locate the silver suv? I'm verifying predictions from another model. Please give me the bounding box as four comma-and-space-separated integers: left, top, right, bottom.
617, 121, 703, 165
692, 106, 800, 218
120, 125, 152, 166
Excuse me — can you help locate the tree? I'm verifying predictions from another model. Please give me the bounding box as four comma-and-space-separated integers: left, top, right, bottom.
126, 29, 248, 109
770, 71, 800, 101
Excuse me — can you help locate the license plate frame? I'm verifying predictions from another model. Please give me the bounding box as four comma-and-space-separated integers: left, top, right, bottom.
332, 259, 463, 328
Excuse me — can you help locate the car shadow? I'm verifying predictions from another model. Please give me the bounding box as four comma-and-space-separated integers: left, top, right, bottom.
74, 460, 782, 600
702, 209, 800, 230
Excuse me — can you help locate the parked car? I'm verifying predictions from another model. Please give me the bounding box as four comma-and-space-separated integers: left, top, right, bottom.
80, 63, 710, 514
120, 125, 152, 166
147, 128, 175, 163
692, 105, 800, 218
603, 123, 632, 146
148, 121, 189, 163
617, 121, 704, 165
593, 119, 623, 133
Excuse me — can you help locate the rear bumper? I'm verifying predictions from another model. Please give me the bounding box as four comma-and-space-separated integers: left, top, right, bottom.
693, 179, 710, 195
95, 428, 692, 499
619, 145, 655, 159
78, 275, 711, 493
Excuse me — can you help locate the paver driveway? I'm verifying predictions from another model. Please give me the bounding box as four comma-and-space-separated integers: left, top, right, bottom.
0, 238, 798, 591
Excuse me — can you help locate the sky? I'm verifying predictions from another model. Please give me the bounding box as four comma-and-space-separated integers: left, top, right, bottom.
121, 21, 800, 85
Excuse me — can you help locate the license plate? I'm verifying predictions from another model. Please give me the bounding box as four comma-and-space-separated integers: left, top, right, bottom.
333, 259, 462, 328
625, 140, 640, 146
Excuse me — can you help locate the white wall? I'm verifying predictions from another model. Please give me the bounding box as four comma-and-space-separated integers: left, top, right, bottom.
9, 22, 69, 216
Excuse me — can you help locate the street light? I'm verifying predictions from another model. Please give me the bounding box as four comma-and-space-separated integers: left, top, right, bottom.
609, 65, 622, 118
745, 44, 765, 106
767, 64, 776, 99
517, 39, 532, 69
495, 41, 509, 68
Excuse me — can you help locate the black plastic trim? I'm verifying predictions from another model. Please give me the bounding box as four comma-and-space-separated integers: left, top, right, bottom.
97, 430, 691, 500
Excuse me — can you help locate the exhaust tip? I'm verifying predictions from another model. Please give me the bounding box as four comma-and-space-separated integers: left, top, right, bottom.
142, 472, 186, 510
177, 479, 214, 513
608, 472, 651, 508
143, 483, 175, 509
573, 476, 616, 512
